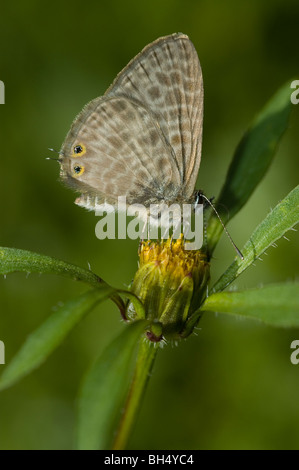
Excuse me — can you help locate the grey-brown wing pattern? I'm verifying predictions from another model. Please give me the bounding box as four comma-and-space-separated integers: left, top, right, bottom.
60, 96, 181, 206
60, 33, 203, 209
105, 33, 203, 199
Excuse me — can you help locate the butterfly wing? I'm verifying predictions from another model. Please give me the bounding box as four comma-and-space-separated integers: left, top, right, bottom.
105, 33, 204, 198
60, 33, 203, 209
60, 95, 181, 208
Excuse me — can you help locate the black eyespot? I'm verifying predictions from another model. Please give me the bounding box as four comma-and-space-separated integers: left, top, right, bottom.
72, 143, 86, 158
74, 145, 83, 154
74, 165, 82, 174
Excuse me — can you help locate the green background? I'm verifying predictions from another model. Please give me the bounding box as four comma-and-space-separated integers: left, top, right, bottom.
0, 0, 298, 449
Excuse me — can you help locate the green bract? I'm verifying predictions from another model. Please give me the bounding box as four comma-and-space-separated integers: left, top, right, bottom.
126, 237, 210, 339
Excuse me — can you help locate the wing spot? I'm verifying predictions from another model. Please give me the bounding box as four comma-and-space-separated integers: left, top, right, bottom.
107, 136, 120, 147
149, 130, 159, 146
111, 100, 128, 112
171, 134, 181, 145
127, 110, 136, 121
147, 86, 161, 100
156, 72, 170, 86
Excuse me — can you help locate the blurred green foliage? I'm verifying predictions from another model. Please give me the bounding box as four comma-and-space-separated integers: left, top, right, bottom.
0, 0, 298, 449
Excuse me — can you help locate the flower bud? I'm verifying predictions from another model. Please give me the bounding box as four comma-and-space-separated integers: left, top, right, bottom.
126, 237, 210, 341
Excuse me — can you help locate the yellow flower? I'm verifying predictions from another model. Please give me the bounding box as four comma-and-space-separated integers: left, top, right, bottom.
126, 237, 210, 341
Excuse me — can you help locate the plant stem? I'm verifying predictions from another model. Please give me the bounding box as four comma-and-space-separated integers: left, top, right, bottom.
112, 339, 158, 450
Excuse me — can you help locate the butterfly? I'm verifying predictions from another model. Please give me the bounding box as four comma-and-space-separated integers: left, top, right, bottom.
59, 33, 204, 219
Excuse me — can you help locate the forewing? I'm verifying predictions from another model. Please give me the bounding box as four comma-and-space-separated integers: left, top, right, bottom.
105, 33, 204, 198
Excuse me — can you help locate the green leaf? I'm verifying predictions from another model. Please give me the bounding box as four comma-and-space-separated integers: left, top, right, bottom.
0, 246, 129, 317
77, 320, 149, 450
203, 283, 299, 327
0, 246, 106, 287
207, 80, 293, 255
0, 287, 113, 391
212, 185, 299, 293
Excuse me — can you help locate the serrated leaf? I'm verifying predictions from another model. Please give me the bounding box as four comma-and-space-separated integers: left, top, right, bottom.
0, 287, 113, 391
77, 320, 148, 450
212, 185, 299, 293
207, 80, 294, 254
203, 283, 299, 327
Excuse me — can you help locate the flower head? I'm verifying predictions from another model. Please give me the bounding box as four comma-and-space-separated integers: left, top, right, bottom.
126, 237, 210, 341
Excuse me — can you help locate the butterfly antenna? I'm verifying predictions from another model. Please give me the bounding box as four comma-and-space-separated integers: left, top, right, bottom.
48, 148, 60, 154
45, 156, 60, 162
46, 148, 63, 162
199, 193, 244, 260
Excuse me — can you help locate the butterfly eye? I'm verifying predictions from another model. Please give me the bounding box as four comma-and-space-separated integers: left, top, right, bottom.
72, 143, 86, 157
73, 165, 85, 176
